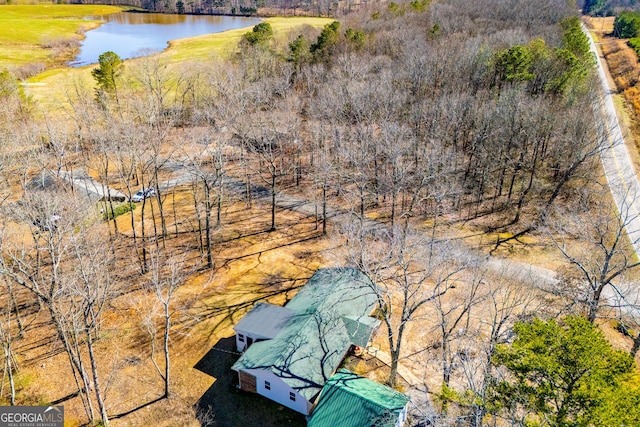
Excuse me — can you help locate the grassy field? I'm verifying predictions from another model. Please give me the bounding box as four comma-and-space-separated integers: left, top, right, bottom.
0, 4, 124, 67
166, 16, 333, 62
0, 7, 333, 119
24, 15, 332, 112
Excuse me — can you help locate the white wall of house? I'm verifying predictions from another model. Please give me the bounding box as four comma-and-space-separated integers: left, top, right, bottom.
235, 330, 271, 352
242, 369, 313, 415
395, 404, 409, 427
235, 331, 248, 352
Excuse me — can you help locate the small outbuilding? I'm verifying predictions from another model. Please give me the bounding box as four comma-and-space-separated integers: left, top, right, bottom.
307, 369, 410, 427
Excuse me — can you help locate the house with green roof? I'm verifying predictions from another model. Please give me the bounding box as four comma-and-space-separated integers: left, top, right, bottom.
231, 267, 381, 415
307, 369, 410, 427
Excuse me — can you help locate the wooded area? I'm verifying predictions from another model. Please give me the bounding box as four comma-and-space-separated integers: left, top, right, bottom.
1, 0, 640, 426
39, 0, 360, 17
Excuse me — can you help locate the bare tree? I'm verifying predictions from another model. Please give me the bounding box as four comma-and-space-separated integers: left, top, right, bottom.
431, 270, 483, 388
491, 84, 610, 249
129, 54, 172, 126
244, 120, 297, 232
346, 221, 474, 387
183, 133, 226, 269
545, 190, 640, 323
0, 190, 112, 425
109, 117, 147, 270
309, 123, 337, 235
144, 249, 185, 398
0, 277, 23, 406
126, 62, 178, 243
445, 274, 544, 426
65, 227, 115, 425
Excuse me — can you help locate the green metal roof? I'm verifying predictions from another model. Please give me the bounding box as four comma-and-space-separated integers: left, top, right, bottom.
231, 268, 379, 401
233, 302, 297, 339
307, 369, 410, 427
342, 315, 380, 348
283, 267, 376, 316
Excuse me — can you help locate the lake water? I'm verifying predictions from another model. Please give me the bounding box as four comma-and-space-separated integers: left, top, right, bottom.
73, 12, 261, 67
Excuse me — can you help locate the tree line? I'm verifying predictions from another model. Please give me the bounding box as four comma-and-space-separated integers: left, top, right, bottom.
49, 0, 366, 17
580, 0, 640, 16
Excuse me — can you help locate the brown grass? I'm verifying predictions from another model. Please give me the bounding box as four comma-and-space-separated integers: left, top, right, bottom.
583, 16, 615, 36
10, 193, 334, 425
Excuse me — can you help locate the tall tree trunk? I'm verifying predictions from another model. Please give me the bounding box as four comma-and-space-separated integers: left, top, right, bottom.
322, 182, 327, 235
153, 166, 167, 239
3, 344, 15, 406
588, 284, 603, 323
387, 320, 406, 388
192, 182, 204, 257
204, 183, 213, 269
172, 187, 179, 238
217, 179, 223, 227
50, 308, 95, 422
163, 302, 171, 398
270, 174, 276, 231
85, 317, 108, 426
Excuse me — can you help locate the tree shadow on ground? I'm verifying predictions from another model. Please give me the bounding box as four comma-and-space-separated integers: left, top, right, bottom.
194, 336, 306, 427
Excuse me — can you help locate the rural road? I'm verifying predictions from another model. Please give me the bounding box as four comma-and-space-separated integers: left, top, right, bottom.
586, 26, 640, 256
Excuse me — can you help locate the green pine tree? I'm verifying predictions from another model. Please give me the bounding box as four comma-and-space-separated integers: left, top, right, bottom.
489, 316, 640, 427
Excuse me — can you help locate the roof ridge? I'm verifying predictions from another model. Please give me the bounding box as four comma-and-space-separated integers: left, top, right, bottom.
271, 310, 315, 368
331, 371, 408, 409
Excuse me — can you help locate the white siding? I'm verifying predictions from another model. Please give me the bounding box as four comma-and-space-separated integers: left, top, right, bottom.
236, 332, 247, 352
235, 330, 272, 352
243, 369, 313, 415
395, 404, 408, 427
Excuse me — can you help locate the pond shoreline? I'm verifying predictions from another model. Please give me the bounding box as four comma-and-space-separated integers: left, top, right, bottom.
71, 11, 262, 67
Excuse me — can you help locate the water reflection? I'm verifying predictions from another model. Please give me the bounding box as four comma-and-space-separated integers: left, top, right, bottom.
73, 12, 260, 67
93, 12, 191, 25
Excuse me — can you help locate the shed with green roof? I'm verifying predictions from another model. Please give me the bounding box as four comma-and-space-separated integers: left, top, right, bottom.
307, 369, 410, 427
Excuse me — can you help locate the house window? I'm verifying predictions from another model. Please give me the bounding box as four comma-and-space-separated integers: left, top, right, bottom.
264, 381, 271, 391
238, 334, 245, 342
289, 391, 296, 401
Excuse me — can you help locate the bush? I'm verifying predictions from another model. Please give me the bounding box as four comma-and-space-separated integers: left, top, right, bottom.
40, 37, 79, 50
239, 6, 256, 15
387, 2, 404, 16
410, 0, 430, 12
242, 22, 273, 46
614, 11, 640, 38
345, 28, 366, 49
103, 202, 135, 221
629, 37, 640, 57
14, 62, 46, 80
